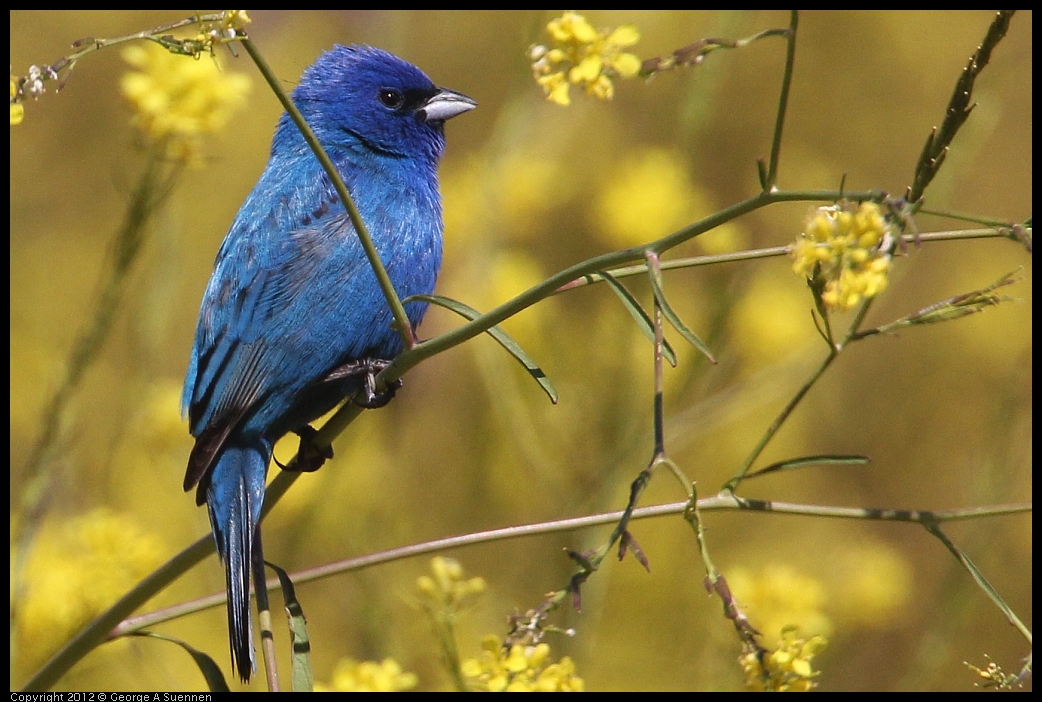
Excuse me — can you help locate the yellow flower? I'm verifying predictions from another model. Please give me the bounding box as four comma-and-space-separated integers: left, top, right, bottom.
530, 12, 641, 106
548, 12, 599, 44
569, 54, 603, 83
727, 564, 833, 643
462, 635, 584, 691
14, 509, 166, 668
482, 249, 548, 349
965, 655, 1019, 690
10, 76, 24, 125
731, 269, 815, 367
792, 201, 894, 312
317, 657, 418, 692
219, 10, 251, 33
831, 541, 911, 628
415, 556, 487, 613
121, 41, 250, 163
740, 626, 828, 692
594, 147, 705, 248
536, 70, 572, 106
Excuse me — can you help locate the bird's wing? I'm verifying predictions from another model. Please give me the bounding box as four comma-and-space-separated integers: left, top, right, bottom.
183, 212, 370, 496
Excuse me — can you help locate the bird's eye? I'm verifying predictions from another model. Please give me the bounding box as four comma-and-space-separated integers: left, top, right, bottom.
379, 89, 405, 109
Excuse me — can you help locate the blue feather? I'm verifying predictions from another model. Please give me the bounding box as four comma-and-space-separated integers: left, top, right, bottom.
182, 45, 474, 682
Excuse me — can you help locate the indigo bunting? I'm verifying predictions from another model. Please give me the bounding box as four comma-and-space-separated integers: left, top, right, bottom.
181, 45, 474, 682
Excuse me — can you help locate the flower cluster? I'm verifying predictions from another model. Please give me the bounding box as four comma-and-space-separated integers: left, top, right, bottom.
12, 12, 250, 127
740, 626, 827, 692
965, 655, 1020, 690
416, 556, 487, 613
595, 147, 705, 248
16, 510, 166, 668
11, 76, 24, 124
168, 10, 252, 58
462, 635, 584, 692
156, 10, 252, 59
530, 11, 641, 106
10, 64, 58, 125
121, 41, 250, 163
316, 658, 418, 692
218, 10, 251, 37
727, 564, 832, 643
792, 201, 893, 311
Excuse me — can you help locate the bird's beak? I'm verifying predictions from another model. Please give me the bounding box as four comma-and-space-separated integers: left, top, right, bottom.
421, 88, 477, 123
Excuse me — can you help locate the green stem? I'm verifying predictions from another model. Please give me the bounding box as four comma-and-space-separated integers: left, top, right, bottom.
723, 347, 837, 492
764, 10, 799, 189
32, 497, 1025, 677
558, 226, 1019, 292
239, 39, 413, 350
384, 188, 884, 384
15, 151, 179, 685
923, 522, 1032, 645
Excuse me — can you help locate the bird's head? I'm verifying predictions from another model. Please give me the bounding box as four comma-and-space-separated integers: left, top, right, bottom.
287, 44, 475, 162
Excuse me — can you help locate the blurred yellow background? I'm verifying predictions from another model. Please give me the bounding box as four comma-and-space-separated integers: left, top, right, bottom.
10, 10, 1031, 691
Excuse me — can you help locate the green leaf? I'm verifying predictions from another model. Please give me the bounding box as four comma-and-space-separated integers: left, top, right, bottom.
130, 631, 230, 692
407, 293, 558, 404
598, 271, 677, 367
267, 561, 313, 692
646, 266, 716, 364
746, 454, 869, 479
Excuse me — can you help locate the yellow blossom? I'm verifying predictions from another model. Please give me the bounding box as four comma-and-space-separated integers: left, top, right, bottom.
219, 10, 251, 33
547, 12, 598, 44
831, 541, 911, 628
594, 147, 705, 248
570, 55, 603, 83
537, 71, 571, 106
484, 250, 547, 349
587, 74, 614, 100
416, 556, 486, 613
606, 25, 641, 50
462, 635, 584, 692
965, 655, 1020, 690
15, 509, 166, 668
317, 657, 418, 692
10, 76, 24, 124
121, 41, 250, 163
727, 564, 832, 643
730, 269, 815, 367
740, 626, 828, 692
792, 201, 893, 312
530, 11, 641, 106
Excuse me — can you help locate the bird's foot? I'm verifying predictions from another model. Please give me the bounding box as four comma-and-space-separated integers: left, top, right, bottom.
277, 425, 333, 473
324, 358, 402, 409
356, 368, 402, 409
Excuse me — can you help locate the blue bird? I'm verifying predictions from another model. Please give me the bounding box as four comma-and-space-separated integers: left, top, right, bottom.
181, 44, 475, 682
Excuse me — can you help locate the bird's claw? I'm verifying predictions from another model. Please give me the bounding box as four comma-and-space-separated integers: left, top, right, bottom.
355, 367, 402, 409
278, 425, 333, 473
323, 358, 402, 409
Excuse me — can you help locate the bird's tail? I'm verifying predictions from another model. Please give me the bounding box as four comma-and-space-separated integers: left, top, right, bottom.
205, 439, 270, 683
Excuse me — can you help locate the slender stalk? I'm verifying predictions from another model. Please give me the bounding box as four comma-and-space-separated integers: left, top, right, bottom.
21, 535, 214, 691
108, 499, 1031, 637
764, 10, 799, 189
558, 227, 1016, 292
382, 188, 885, 385
649, 252, 666, 456
723, 348, 838, 492
239, 39, 413, 350
22, 203, 1024, 690
924, 522, 1032, 644
16, 151, 181, 687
